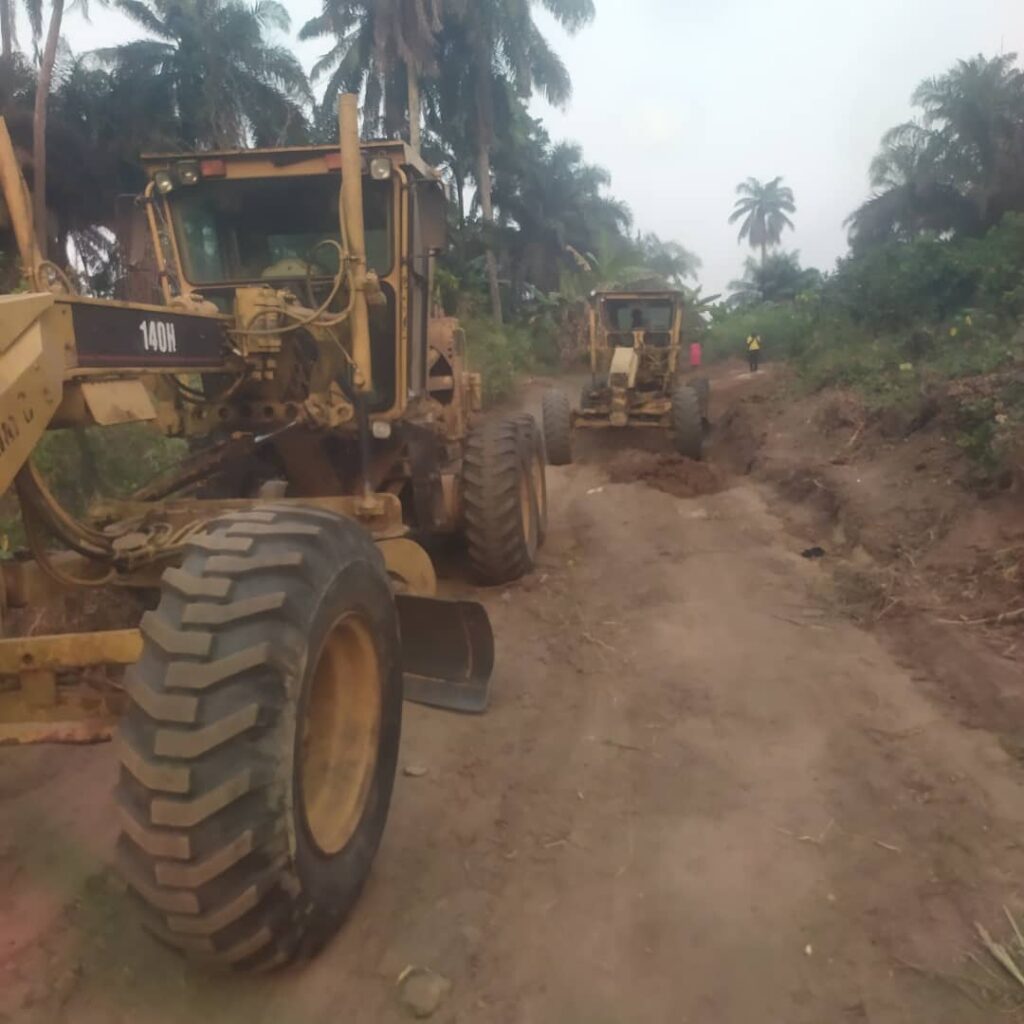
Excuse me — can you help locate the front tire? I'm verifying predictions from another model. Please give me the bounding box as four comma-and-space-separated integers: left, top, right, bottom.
463, 418, 538, 584
671, 384, 704, 460
692, 377, 711, 423
117, 506, 402, 971
542, 389, 573, 466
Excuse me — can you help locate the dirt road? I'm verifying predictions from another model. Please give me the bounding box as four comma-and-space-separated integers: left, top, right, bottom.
3, 368, 1024, 1022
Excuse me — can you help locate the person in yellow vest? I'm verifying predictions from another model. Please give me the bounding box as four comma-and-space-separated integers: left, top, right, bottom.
746, 333, 762, 373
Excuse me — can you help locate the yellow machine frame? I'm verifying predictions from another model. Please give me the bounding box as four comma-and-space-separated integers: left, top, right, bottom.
576, 289, 685, 429
0, 96, 492, 741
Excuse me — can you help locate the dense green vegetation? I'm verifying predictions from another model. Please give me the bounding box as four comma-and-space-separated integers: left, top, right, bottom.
0, 0, 693, 321
2, 8, 1023, 490
709, 54, 1024, 485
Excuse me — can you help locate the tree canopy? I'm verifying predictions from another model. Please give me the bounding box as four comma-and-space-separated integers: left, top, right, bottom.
846, 53, 1024, 252
0, 0, 696, 317
729, 175, 796, 265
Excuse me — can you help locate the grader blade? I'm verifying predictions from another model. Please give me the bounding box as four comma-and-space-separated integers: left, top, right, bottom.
396, 595, 495, 714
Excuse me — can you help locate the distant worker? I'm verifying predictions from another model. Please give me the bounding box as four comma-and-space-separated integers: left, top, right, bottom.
689, 339, 703, 369
746, 332, 762, 373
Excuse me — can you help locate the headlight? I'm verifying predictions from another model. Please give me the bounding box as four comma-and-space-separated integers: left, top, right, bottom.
177, 160, 200, 186
371, 420, 392, 439
369, 157, 392, 181
153, 171, 175, 195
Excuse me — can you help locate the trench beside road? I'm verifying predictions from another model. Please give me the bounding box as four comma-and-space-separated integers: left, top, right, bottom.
2, 367, 1023, 1023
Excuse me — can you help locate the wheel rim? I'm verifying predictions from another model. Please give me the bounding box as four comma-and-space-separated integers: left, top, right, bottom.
518, 465, 537, 558
300, 612, 382, 855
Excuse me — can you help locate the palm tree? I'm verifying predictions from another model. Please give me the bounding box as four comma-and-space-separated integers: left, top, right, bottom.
95, 0, 311, 150
844, 126, 977, 250
33, 0, 69, 252
911, 53, 1024, 226
303, 0, 593, 320
300, 0, 443, 145
729, 175, 796, 267
432, 0, 594, 321
490, 114, 630, 294
845, 54, 1024, 251
0, 0, 41, 64
0, 0, 99, 255
635, 232, 700, 287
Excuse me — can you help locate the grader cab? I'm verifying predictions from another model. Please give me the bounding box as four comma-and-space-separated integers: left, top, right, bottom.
541, 290, 707, 464
0, 97, 546, 970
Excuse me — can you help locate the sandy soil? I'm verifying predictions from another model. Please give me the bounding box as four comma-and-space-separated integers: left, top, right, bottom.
3, 365, 1024, 1023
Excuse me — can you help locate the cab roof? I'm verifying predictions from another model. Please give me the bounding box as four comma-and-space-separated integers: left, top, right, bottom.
592, 289, 684, 302
140, 139, 437, 180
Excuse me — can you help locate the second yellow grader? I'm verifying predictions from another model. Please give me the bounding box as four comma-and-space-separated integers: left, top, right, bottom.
542, 289, 708, 464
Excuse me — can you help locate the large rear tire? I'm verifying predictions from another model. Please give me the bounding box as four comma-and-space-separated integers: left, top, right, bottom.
693, 377, 711, 423
513, 413, 548, 544
542, 389, 573, 466
116, 506, 402, 971
671, 384, 704, 460
463, 418, 538, 584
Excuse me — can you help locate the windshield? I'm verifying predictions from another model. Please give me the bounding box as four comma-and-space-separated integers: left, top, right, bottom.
169, 176, 393, 286
601, 299, 677, 332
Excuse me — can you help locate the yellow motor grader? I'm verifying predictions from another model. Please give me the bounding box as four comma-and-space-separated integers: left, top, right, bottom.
0, 97, 547, 970
542, 289, 707, 463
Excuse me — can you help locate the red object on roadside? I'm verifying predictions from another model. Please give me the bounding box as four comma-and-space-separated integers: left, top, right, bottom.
689, 342, 702, 368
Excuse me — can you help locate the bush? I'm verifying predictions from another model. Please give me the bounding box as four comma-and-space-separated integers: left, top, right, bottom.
704, 214, 1024, 485
1, 425, 186, 554
704, 303, 816, 364
965, 213, 1024, 318
825, 235, 978, 332
463, 317, 536, 405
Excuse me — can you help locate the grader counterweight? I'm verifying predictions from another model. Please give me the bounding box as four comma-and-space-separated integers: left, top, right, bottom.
0, 96, 546, 969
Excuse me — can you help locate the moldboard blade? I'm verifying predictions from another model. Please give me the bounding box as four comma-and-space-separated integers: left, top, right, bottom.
396, 595, 495, 714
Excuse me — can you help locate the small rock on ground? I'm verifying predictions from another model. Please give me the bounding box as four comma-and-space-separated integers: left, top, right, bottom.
397, 967, 451, 1019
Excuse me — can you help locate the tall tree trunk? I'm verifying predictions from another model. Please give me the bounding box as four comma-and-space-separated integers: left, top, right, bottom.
407, 66, 421, 150
0, 0, 13, 60
476, 140, 502, 323
33, 0, 64, 256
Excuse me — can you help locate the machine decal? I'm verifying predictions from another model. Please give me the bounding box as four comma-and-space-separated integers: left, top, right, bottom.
72, 304, 228, 368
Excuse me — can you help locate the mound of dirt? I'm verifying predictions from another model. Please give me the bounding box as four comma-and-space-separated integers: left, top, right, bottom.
606, 451, 725, 498
709, 405, 764, 475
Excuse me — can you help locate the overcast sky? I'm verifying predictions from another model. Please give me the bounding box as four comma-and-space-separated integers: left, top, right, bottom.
57, 0, 1024, 294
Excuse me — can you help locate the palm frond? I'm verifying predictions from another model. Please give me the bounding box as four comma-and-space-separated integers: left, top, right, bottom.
114, 0, 174, 39
540, 0, 595, 33
250, 0, 290, 34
